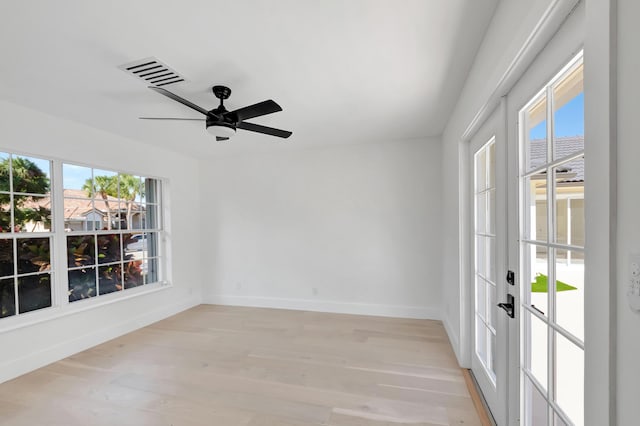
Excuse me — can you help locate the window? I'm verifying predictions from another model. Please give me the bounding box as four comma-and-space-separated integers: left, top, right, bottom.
0, 151, 164, 322
0, 153, 53, 318
64, 164, 162, 302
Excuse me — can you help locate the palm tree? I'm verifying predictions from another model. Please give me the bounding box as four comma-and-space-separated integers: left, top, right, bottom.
82, 175, 117, 230
0, 157, 50, 232
118, 174, 143, 229
0, 157, 51, 316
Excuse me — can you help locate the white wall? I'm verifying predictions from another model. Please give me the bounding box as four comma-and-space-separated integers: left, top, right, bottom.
616, 0, 640, 423
0, 100, 202, 383
201, 138, 442, 319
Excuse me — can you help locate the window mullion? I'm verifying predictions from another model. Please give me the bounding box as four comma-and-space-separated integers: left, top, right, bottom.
51, 159, 68, 308
9, 156, 19, 315
158, 180, 168, 284
12, 239, 18, 315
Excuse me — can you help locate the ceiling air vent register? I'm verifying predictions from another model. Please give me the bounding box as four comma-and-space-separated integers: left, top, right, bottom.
118, 57, 186, 87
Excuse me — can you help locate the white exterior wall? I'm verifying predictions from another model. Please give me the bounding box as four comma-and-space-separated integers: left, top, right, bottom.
0, 100, 202, 383
200, 138, 443, 319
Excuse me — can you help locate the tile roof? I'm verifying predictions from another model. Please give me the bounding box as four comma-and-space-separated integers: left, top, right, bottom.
63, 189, 116, 219
529, 136, 584, 182
18, 189, 143, 220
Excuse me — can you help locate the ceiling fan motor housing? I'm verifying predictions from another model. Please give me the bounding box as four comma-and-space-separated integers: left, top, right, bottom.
206, 117, 236, 138
212, 85, 232, 100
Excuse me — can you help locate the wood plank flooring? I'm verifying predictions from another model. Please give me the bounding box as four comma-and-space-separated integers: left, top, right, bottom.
0, 305, 482, 425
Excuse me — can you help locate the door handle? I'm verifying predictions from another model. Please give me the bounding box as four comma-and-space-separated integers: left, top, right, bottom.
531, 304, 545, 316
497, 293, 515, 318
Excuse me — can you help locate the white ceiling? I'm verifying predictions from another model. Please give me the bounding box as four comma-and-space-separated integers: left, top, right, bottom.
0, 0, 498, 158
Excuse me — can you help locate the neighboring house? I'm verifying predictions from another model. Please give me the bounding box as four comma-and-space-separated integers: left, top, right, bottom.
63, 189, 146, 231
17, 189, 146, 232
530, 135, 584, 263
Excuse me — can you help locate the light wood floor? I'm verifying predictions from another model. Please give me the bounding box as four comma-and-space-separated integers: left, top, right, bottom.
0, 305, 482, 426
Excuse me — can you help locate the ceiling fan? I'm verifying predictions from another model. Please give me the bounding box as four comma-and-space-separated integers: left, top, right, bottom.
141, 85, 292, 141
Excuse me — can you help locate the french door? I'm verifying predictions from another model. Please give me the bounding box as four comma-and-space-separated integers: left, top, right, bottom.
516, 52, 585, 426
470, 102, 509, 425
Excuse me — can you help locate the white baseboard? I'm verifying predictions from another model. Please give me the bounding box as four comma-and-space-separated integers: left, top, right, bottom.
0, 296, 200, 384
443, 316, 463, 366
203, 294, 441, 320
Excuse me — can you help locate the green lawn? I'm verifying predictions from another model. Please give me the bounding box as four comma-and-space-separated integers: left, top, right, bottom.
531, 273, 577, 292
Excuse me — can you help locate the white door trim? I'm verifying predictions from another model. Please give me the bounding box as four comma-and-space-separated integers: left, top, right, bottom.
583, 0, 616, 424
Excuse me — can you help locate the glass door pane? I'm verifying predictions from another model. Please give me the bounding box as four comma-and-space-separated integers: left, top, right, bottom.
552, 63, 584, 160
474, 138, 497, 383
555, 332, 584, 425
524, 375, 549, 425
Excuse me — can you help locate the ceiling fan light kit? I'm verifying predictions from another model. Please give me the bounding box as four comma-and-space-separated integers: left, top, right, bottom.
206, 121, 236, 140
142, 83, 292, 141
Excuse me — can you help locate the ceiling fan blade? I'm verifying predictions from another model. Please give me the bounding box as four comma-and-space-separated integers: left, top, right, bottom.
148, 86, 209, 116
237, 121, 292, 138
229, 100, 282, 122
216, 137, 230, 141
139, 117, 205, 121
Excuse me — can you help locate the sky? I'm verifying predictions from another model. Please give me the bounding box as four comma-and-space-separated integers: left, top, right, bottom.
1, 156, 144, 201
530, 92, 584, 140
62, 164, 113, 190
2, 160, 115, 191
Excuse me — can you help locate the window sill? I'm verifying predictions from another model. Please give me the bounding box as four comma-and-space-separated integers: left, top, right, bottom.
0, 281, 173, 334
